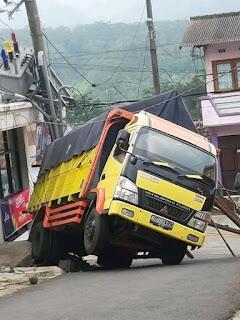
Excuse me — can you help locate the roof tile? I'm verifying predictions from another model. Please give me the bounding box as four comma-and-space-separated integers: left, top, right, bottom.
181, 12, 240, 47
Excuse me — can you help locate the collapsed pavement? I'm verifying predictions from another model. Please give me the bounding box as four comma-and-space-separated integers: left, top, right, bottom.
0, 240, 32, 268
0, 240, 65, 298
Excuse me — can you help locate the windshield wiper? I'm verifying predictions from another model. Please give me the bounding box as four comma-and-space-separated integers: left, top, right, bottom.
178, 174, 203, 180
143, 160, 179, 174
178, 174, 212, 187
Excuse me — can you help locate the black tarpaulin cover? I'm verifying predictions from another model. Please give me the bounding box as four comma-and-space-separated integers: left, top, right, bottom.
40, 90, 195, 175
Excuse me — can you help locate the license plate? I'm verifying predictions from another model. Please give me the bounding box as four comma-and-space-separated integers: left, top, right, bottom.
150, 214, 174, 230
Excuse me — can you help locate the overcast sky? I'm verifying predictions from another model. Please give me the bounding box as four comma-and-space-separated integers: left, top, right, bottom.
2, 0, 240, 28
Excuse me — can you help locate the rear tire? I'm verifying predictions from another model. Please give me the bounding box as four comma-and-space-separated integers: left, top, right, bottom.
83, 207, 109, 255
161, 240, 187, 265
31, 222, 63, 266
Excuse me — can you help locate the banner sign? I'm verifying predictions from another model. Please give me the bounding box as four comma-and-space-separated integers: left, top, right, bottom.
0, 189, 32, 239
9, 189, 32, 230
0, 200, 14, 238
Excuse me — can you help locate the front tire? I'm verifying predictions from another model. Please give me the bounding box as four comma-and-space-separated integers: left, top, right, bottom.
161, 240, 187, 265
83, 207, 109, 255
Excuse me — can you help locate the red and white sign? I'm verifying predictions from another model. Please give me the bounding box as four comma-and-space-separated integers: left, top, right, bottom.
9, 189, 32, 230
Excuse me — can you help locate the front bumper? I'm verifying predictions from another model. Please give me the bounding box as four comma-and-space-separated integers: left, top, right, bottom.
109, 200, 205, 247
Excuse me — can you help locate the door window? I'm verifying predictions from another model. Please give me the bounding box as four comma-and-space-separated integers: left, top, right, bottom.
216, 63, 233, 90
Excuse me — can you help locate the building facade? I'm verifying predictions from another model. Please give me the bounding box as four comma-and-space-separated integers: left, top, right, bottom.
181, 12, 240, 188
0, 99, 38, 242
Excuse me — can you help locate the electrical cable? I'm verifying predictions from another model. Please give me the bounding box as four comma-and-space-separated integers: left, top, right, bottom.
36, 62, 240, 126
50, 62, 153, 70
96, 3, 146, 87
50, 63, 153, 73
47, 43, 182, 57
112, 84, 128, 100
0, 15, 13, 31
50, 63, 181, 80
0, 61, 239, 128
0, 84, 55, 120
42, 31, 96, 87
136, 35, 148, 99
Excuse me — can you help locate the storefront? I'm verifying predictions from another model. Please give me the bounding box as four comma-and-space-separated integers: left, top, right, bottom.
0, 128, 32, 240
0, 100, 38, 242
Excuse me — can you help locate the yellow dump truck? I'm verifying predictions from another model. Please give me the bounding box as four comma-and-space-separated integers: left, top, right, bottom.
28, 100, 217, 267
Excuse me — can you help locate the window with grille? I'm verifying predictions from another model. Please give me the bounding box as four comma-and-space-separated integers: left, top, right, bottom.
213, 59, 240, 92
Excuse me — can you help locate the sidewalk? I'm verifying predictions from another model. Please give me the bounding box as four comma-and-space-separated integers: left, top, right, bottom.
0, 266, 64, 298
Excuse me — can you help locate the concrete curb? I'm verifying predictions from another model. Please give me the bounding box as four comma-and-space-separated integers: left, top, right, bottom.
0, 266, 64, 298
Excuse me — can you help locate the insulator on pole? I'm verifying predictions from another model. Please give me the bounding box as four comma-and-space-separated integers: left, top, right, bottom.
1, 48, 10, 70
11, 32, 20, 57
3, 40, 14, 62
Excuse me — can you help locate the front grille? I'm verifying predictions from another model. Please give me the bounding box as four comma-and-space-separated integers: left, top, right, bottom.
139, 189, 194, 223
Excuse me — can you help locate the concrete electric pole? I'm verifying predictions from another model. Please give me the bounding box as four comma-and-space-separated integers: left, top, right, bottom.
24, 0, 45, 57
6, 0, 67, 140
146, 0, 160, 95
24, 0, 59, 139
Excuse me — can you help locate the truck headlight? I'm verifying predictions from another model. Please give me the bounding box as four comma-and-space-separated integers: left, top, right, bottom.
114, 176, 138, 205
187, 218, 207, 232
187, 211, 211, 232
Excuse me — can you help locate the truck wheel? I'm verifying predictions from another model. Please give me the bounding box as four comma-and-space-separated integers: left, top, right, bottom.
97, 247, 133, 269
31, 222, 63, 266
83, 207, 109, 255
161, 241, 187, 266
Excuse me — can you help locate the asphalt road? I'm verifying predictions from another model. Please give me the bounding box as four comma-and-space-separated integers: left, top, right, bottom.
0, 223, 240, 320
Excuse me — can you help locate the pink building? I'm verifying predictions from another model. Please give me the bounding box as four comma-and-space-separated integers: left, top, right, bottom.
181, 12, 240, 188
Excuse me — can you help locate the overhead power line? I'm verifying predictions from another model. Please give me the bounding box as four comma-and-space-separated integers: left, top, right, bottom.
42, 32, 96, 87
36, 62, 240, 126
137, 35, 149, 99
46, 43, 183, 58
96, 3, 146, 87
0, 59, 235, 128
50, 62, 194, 84
0, 16, 12, 31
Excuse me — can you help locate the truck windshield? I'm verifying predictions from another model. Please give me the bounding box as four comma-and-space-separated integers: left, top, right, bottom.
134, 127, 216, 185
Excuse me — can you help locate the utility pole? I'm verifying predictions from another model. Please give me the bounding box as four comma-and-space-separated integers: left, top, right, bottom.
146, 0, 160, 95
24, 0, 45, 57
23, 0, 59, 139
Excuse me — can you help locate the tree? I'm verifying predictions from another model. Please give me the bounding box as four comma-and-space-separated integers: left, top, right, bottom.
65, 92, 107, 124
143, 76, 205, 121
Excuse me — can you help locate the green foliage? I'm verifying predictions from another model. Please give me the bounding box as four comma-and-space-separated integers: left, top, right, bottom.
65, 92, 106, 124
39, 20, 195, 101
162, 76, 205, 121
66, 75, 205, 125
9, 20, 204, 122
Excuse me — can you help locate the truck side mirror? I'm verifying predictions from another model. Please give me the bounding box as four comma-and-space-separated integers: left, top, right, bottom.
234, 172, 240, 190
116, 129, 130, 151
